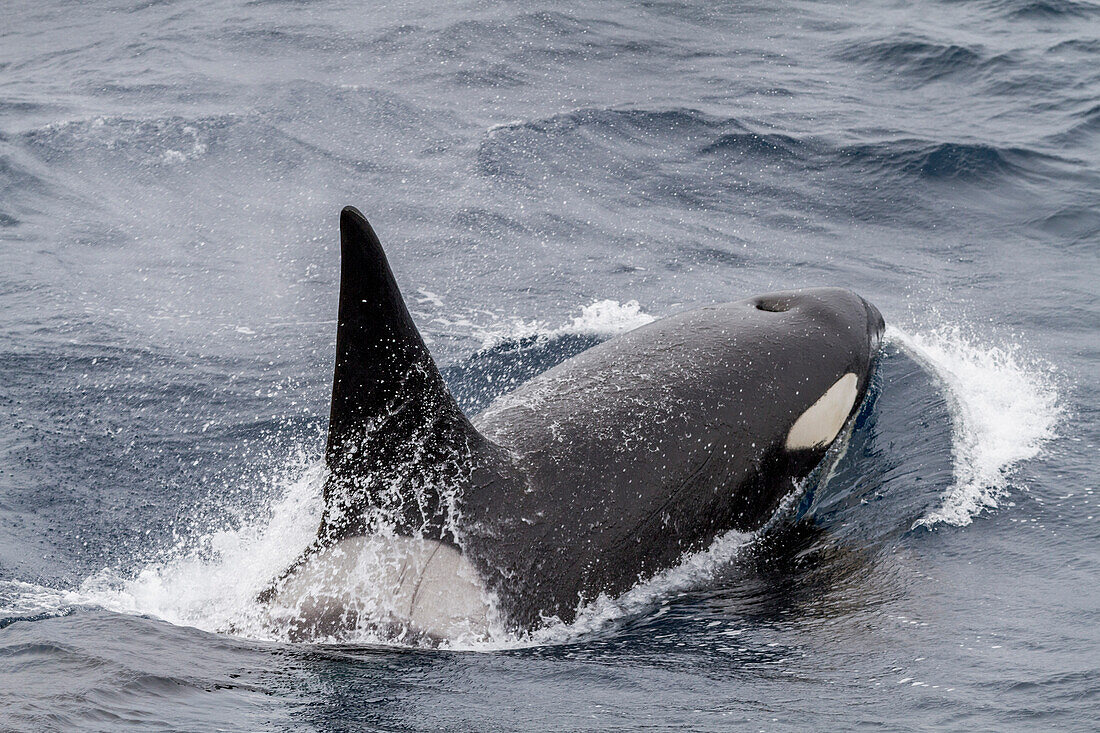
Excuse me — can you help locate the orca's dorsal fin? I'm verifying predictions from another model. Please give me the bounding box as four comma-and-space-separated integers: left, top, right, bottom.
321, 207, 477, 541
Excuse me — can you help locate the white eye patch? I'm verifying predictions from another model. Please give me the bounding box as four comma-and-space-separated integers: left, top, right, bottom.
785, 373, 859, 450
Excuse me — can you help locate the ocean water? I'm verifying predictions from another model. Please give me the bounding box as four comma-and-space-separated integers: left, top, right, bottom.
1, 0, 1097, 729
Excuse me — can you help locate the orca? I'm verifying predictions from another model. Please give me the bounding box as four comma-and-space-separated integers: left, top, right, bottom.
258, 206, 885, 641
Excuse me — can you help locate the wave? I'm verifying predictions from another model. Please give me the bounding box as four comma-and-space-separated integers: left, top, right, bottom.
1030, 204, 1100, 246
840, 140, 1046, 180
700, 130, 809, 160
836, 37, 1009, 84
994, 0, 1100, 19
893, 326, 1062, 528
11, 82, 434, 177
20, 115, 232, 168
479, 106, 1057, 194
1046, 38, 1100, 54
1048, 102, 1100, 147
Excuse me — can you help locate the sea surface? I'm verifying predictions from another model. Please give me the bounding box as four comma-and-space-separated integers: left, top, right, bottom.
1, 0, 1097, 730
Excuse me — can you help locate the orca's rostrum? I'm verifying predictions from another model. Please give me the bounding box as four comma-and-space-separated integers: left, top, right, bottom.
259, 206, 886, 640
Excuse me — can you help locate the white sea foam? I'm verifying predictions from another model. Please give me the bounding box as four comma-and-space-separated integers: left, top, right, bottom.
471, 298, 656, 349
415, 297, 654, 352
890, 325, 1062, 528
4, 459, 328, 640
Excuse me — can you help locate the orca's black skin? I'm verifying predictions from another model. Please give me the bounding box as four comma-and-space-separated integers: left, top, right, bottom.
278, 206, 885, 632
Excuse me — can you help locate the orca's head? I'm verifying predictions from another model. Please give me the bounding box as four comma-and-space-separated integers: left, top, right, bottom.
751, 287, 885, 356
746, 288, 885, 453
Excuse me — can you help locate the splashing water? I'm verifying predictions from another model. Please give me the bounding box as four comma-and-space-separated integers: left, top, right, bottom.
472, 298, 656, 349
72, 459, 326, 637
890, 325, 1062, 528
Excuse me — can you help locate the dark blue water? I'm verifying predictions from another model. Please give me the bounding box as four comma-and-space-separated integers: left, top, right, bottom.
1, 0, 1097, 729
